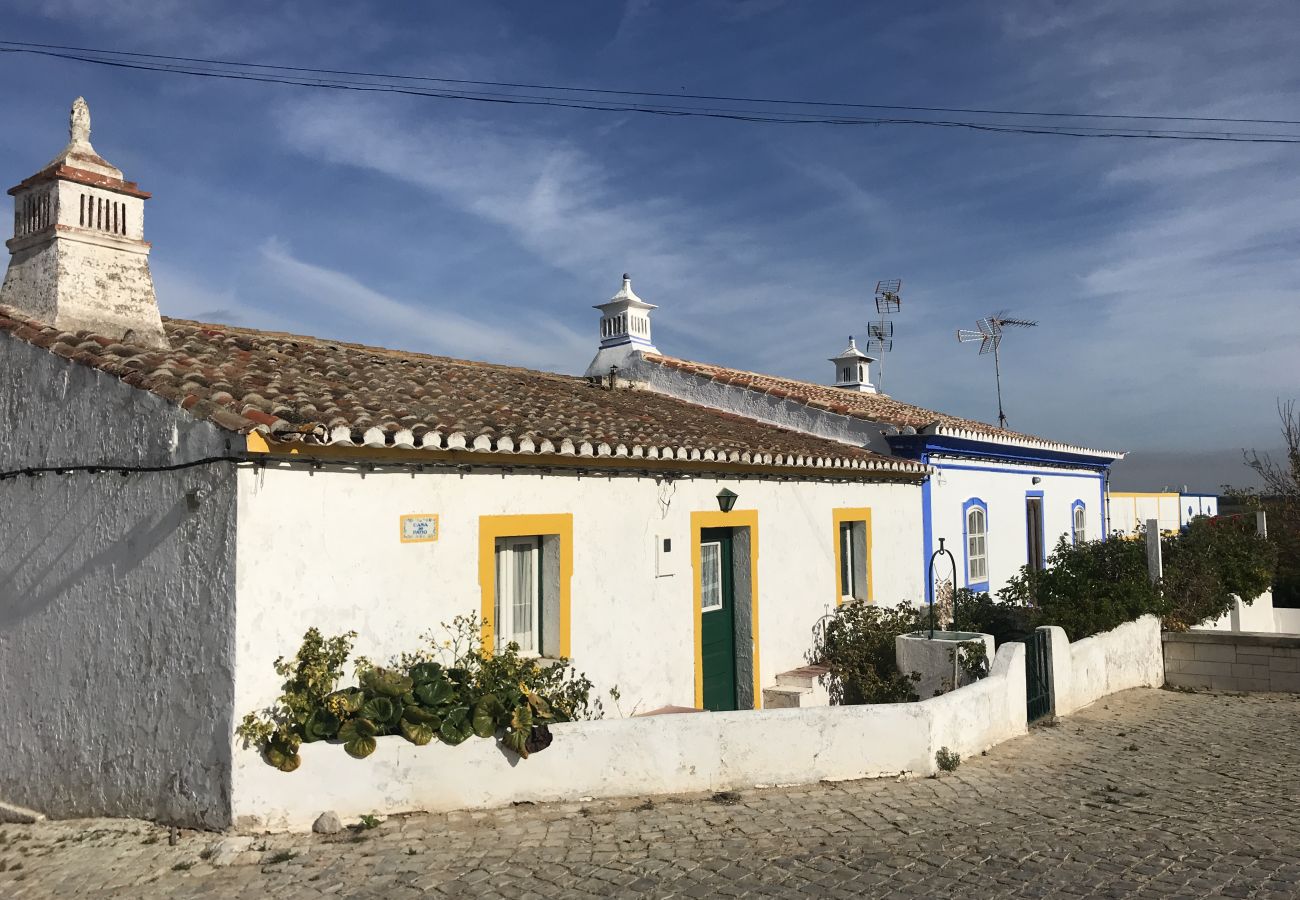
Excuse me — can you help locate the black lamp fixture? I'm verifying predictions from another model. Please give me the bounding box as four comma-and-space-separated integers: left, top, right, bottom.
716, 487, 738, 513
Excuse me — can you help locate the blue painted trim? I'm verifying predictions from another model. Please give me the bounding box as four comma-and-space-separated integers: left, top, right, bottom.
1071, 499, 1086, 544
1099, 477, 1107, 542
886, 434, 1115, 469
961, 497, 990, 592
920, 452, 933, 603
927, 460, 1105, 479
1026, 489, 1046, 570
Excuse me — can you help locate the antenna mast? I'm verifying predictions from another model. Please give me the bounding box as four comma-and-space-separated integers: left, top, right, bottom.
956, 311, 1037, 428
869, 279, 902, 392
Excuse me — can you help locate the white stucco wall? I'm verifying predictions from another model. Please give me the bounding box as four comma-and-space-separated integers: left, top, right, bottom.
927, 457, 1106, 596
1276, 607, 1300, 635
232, 641, 1026, 830
0, 333, 240, 827
1041, 615, 1164, 717
1107, 493, 1182, 537
1194, 591, 1278, 634
231, 465, 923, 728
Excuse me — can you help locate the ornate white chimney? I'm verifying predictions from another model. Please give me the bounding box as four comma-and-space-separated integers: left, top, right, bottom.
1, 97, 166, 348
584, 273, 658, 378
829, 336, 877, 393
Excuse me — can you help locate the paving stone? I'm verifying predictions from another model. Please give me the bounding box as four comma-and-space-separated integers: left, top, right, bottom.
2, 688, 1300, 898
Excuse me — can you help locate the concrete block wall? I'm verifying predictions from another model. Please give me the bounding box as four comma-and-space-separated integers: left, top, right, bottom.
1163, 631, 1300, 693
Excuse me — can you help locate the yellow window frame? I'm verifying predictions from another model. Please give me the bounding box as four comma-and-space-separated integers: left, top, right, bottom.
831, 507, 873, 605
478, 514, 573, 658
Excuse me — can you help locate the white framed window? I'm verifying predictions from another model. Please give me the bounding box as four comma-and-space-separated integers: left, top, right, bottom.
966, 502, 988, 586
700, 541, 723, 611
495, 536, 541, 654
1072, 502, 1087, 544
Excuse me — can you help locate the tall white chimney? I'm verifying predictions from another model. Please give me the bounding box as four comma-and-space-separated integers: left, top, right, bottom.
1, 97, 167, 348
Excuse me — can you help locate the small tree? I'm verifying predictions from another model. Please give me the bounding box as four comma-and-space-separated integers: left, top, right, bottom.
1243, 399, 1300, 605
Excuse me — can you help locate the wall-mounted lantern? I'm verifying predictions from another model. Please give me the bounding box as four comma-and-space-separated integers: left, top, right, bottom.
1031, 476, 1042, 485
716, 488, 738, 513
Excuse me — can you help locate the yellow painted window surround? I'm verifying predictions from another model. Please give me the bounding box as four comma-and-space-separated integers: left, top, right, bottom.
478, 514, 573, 658
831, 507, 873, 605
690, 509, 761, 711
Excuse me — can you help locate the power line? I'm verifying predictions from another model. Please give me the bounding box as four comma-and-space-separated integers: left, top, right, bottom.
3, 40, 1300, 143
5, 38, 1299, 128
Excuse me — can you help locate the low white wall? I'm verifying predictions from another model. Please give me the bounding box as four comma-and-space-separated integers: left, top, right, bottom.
1194, 592, 1278, 634
1042, 615, 1164, 717
233, 642, 1027, 830
1276, 607, 1300, 635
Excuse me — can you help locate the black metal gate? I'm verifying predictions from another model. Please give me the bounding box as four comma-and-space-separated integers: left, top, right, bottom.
1025, 629, 1052, 723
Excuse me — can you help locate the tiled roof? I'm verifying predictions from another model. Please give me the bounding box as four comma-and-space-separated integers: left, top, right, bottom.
644, 354, 1123, 460
0, 306, 928, 476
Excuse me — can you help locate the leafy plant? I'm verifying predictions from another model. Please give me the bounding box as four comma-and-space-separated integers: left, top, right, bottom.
935, 747, 961, 772
810, 601, 923, 705
951, 640, 990, 683
236, 615, 602, 771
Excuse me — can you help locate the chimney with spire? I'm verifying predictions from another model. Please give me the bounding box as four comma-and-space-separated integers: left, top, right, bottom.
1, 97, 167, 348
584, 273, 658, 378
829, 336, 877, 393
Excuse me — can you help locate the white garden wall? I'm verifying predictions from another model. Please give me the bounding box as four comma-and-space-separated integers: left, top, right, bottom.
1040, 615, 1164, 717
1194, 591, 1278, 634
232, 642, 1026, 830
1276, 607, 1300, 635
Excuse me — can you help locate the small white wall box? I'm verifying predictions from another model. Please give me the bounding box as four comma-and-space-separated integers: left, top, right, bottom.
655, 535, 674, 577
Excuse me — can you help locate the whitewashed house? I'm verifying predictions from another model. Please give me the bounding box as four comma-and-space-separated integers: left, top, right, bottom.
588, 285, 1125, 597
0, 100, 930, 827
1108, 491, 1219, 537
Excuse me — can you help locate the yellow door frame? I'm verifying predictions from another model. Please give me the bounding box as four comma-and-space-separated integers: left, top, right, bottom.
690, 509, 761, 710
831, 507, 873, 605
478, 514, 573, 657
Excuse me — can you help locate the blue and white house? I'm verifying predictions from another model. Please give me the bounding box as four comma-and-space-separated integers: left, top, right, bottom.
591, 277, 1125, 599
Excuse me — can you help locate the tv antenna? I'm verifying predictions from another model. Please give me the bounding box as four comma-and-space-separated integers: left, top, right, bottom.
956, 311, 1037, 428
869, 279, 902, 391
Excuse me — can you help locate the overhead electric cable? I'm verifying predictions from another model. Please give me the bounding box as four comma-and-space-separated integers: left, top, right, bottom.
3, 40, 1300, 143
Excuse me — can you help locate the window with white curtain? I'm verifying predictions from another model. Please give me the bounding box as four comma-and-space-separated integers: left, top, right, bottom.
495, 536, 541, 654
966, 505, 988, 584
1073, 503, 1087, 544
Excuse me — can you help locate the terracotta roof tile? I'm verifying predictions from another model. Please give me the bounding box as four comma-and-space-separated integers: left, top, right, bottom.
644, 353, 1123, 459
0, 306, 927, 476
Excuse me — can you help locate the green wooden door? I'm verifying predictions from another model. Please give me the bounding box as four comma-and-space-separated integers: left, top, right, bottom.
700, 527, 737, 711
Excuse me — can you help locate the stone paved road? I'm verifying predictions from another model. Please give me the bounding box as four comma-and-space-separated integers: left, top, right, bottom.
4, 688, 1300, 899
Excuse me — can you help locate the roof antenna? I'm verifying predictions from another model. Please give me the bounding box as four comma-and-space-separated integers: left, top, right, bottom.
957, 311, 1037, 428
868, 279, 901, 392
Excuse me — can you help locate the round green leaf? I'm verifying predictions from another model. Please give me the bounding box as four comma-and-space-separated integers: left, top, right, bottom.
502, 727, 530, 759
303, 708, 341, 743
471, 696, 505, 738
399, 718, 435, 746
403, 705, 440, 726
409, 662, 443, 685
344, 735, 377, 759
361, 667, 414, 698
413, 677, 455, 708
439, 708, 473, 746
361, 696, 399, 728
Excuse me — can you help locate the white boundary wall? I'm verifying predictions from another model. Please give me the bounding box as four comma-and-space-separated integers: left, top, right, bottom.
1276, 607, 1300, 635
1194, 592, 1280, 634
1039, 615, 1164, 717
232, 643, 1027, 830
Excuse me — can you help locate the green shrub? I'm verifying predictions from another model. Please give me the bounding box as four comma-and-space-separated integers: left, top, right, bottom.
951, 588, 1035, 646
998, 536, 1164, 641
1162, 515, 1277, 630
236, 615, 601, 771
935, 747, 961, 772
811, 602, 922, 705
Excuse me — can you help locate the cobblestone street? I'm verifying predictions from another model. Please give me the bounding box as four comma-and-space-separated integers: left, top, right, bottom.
3, 687, 1299, 899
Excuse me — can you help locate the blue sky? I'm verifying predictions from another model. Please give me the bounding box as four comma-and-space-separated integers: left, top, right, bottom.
2, 1, 1298, 490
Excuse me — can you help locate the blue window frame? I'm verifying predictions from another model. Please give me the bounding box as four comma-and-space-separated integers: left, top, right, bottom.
1071, 500, 1087, 544
962, 497, 990, 591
